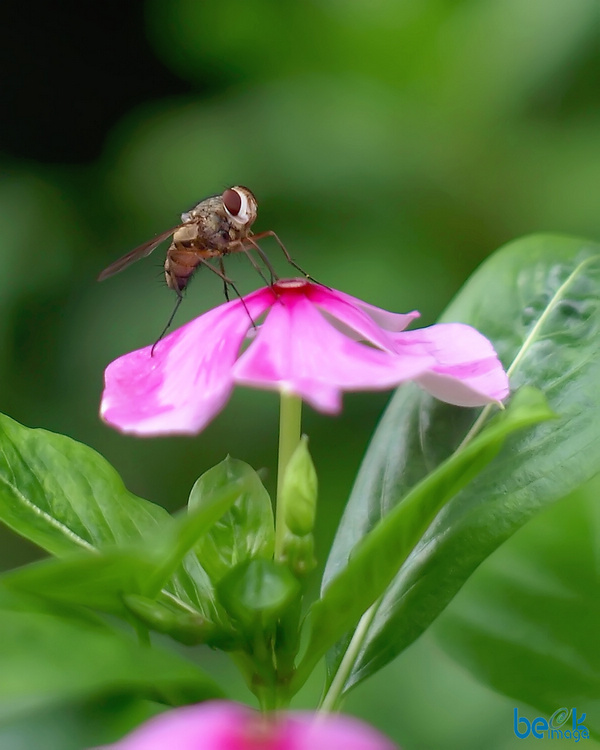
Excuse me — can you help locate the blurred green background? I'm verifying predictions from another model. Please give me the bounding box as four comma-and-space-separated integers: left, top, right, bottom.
1, 0, 600, 747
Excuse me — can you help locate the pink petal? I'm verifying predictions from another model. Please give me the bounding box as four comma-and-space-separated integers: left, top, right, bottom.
91, 702, 254, 750
280, 712, 398, 750
101, 292, 272, 436
392, 323, 510, 406
233, 292, 433, 413
328, 287, 420, 332
307, 284, 419, 351
91, 701, 398, 750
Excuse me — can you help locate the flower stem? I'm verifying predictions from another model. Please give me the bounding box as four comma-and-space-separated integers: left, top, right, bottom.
275, 392, 303, 560
319, 599, 380, 713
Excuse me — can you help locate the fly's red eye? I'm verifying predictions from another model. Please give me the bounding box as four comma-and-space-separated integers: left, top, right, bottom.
223, 189, 242, 216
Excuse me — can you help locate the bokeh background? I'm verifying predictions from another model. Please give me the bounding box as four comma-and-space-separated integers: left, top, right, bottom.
1, 0, 599, 747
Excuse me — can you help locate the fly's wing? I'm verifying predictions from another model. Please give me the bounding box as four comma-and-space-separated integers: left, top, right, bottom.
97, 225, 184, 281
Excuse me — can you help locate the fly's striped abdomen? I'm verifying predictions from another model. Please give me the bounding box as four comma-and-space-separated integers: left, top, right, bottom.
164, 243, 202, 293
164, 234, 226, 292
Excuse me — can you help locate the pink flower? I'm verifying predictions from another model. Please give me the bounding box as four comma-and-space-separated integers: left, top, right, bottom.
101, 279, 508, 436
92, 700, 398, 750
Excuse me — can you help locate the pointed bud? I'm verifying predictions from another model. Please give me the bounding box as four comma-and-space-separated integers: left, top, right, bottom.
281, 435, 318, 537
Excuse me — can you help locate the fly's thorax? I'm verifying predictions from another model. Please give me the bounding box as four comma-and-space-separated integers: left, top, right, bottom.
172, 224, 202, 245
183, 193, 221, 217
184, 215, 251, 252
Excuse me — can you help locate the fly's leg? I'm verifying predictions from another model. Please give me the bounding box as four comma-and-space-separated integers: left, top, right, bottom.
240, 244, 276, 288
219, 258, 230, 302
198, 257, 256, 330
243, 237, 279, 286
152, 287, 183, 357
250, 230, 319, 282
151, 260, 255, 357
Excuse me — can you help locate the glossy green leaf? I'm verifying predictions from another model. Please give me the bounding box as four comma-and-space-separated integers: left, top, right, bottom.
0, 413, 169, 556
190, 457, 274, 584
148, 463, 258, 592
124, 594, 237, 648
434, 477, 600, 737
0, 471, 253, 623
0, 548, 228, 632
0, 413, 225, 623
293, 389, 551, 692
0, 588, 222, 721
1, 552, 156, 615
324, 234, 600, 696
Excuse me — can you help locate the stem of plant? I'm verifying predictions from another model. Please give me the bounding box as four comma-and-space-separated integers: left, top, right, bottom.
275, 392, 303, 560
318, 599, 380, 713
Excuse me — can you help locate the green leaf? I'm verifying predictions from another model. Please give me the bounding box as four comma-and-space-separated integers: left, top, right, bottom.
293, 389, 551, 693
190, 457, 274, 584
1, 470, 254, 624
323, 234, 600, 696
0, 695, 157, 750
434, 477, 600, 738
123, 594, 237, 648
1, 551, 157, 615
0, 545, 228, 633
0, 413, 169, 556
0, 588, 223, 721
0, 413, 227, 623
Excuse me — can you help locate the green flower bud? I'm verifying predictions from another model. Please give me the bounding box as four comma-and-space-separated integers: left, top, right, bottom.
281, 435, 318, 537
217, 559, 301, 631
282, 532, 317, 577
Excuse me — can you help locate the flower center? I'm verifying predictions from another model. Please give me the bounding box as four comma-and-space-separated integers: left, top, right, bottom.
272, 278, 310, 292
